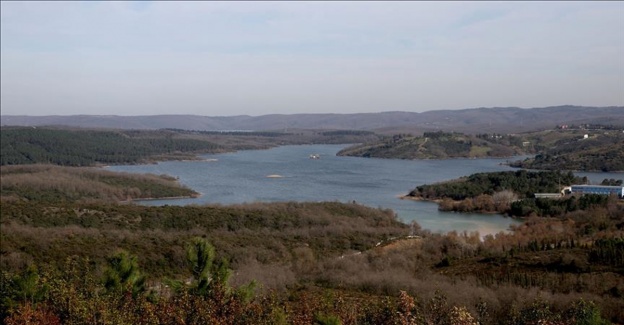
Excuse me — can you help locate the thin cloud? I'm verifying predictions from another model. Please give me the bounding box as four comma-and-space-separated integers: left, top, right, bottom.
1, 1, 622, 116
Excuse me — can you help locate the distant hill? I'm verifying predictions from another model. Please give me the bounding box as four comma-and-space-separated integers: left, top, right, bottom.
339, 127, 624, 172
0, 127, 379, 167
3, 106, 623, 133
337, 131, 528, 159
510, 130, 624, 172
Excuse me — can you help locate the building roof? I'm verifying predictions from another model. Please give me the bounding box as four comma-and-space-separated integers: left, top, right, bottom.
571, 185, 623, 189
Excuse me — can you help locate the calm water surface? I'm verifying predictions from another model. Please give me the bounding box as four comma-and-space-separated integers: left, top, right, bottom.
108, 144, 621, 235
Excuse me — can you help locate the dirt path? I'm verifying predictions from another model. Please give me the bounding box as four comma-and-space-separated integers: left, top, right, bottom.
417, 137, 429, 153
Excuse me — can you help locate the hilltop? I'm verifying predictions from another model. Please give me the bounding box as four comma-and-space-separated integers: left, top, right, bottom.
337, 131, 527, 159
337, 127, 624, 172
511, 128, 624, 172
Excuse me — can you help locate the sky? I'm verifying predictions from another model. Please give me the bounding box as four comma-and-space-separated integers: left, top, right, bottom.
1, 1, 623, 116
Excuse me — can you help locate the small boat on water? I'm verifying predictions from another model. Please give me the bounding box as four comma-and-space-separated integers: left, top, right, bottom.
309, 154, 320, 159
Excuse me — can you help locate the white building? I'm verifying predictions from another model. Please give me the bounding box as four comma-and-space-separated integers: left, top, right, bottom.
570, 185, 624, 198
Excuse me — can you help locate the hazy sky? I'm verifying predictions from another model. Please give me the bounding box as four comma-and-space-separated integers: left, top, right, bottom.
1, 1, 623, 116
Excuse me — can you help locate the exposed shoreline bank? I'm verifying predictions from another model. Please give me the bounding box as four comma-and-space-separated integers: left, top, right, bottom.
124, 193, 202, 203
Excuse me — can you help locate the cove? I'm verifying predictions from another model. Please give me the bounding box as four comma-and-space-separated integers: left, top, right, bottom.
108, 144, 577, 235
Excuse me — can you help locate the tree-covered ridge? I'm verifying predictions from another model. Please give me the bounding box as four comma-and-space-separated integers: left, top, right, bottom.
337, 127, 624, 172
404, 170, 618, 217
337, 131, 527, 159
0, 127, 223, 166
511, 130, 624, 172
0, 165, 198, 203
409, 170, 582, 201
1, 126, 382, 167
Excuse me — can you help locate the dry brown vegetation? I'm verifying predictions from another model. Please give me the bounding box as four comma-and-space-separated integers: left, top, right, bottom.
0, 165, 198, 203
1, 164, 623, 324
1, 196, 623, 323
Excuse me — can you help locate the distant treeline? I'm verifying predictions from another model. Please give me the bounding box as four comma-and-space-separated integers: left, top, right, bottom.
0, 127, 222, 166
163, 128, 288, 137
1, 127, 383, 167
321, 130, 375, 136
558, 123, 624, 130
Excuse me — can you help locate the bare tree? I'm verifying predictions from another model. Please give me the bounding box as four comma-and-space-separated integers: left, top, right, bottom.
492, 190, 518, 212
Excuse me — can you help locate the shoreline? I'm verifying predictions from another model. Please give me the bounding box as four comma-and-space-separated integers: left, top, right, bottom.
339, 153, 529, 161
398, 195, 443, 203
399, 194, 513, 216
123, 193, 202, 203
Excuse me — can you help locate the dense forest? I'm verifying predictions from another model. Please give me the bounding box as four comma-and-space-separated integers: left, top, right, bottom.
405, 170, 621, 217
409, 170, 582, 201
337, 131, 528, 159
0, 128, 223, 166
0, 127, 381, 167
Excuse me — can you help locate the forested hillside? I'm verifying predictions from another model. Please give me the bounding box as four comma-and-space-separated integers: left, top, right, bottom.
338, 127, 624, 172
337, 131, 528, 159
0, 127, 222, 166
0, 127, 381, 166
409, 170, 583, 201
511, 130, 624, 172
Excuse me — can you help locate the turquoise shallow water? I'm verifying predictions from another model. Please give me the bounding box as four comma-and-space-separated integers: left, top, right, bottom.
108, 144, 621, 235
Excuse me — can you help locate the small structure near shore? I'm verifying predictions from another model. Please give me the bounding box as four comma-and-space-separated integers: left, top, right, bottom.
534, 193, 562, 199
570, 185, 624, 198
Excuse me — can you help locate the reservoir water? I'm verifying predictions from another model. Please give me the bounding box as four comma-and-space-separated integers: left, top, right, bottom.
108, 144, 621, 235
